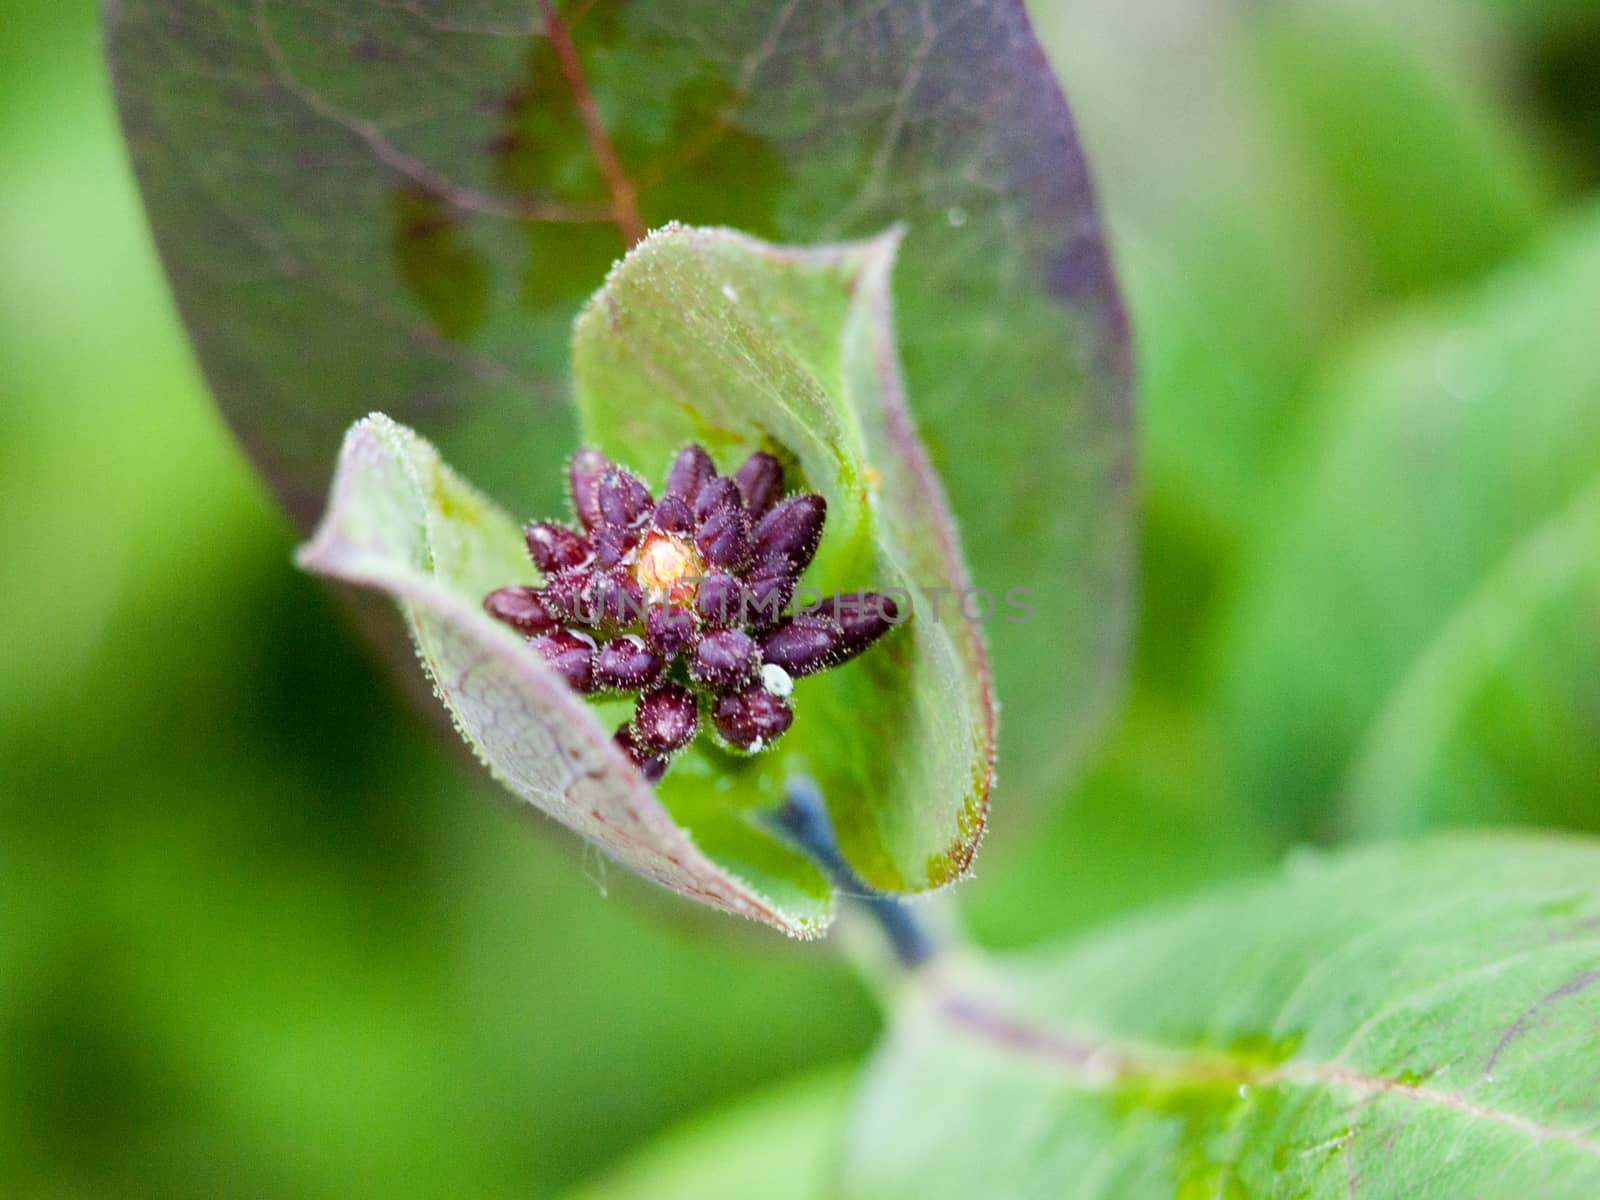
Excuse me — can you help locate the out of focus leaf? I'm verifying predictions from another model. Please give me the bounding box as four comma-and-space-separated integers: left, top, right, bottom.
297, 414, 831, 934
1031, 0, 1559, 551
573, 225, 993, 892
563, 1069, 850, 1200
1223, 206, 1600, 837
1252, 5, 1550, 298
844, 836, 1600, 1198
108, 0, 1135, 809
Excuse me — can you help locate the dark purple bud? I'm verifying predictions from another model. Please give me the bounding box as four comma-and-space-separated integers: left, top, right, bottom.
577, 570, 647, 627
612, 724, 668, 784
811, 592, 901, 660
663, 444, 717, 506
598, 467, 653, 529
733, 452, 784, 518
694, 572, 747, 627
484, 586, 559, 635
761, 615, 843, 677
695, 506, 750, 571
524, 521, 591, 575
689, 628, 759, 690
633, 683, 699, 754
752, 494, 825, 572
645, 603, 696, 658
713, 687, 794, 751
593, 634, 664, 691
590, 526, 639, 570
693, 476, 744, 524
530, 629, 596, 692
652, 495, 694, 534
539, 572, 583, 621
743, 560, 797, 628
569, 448, 612, 530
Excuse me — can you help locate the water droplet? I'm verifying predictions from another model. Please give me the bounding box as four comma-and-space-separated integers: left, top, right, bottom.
721, 283, 739, 302
945, 205, 968, 227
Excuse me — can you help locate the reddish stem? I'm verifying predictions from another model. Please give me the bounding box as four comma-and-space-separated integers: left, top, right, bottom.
539, 0, 646, 247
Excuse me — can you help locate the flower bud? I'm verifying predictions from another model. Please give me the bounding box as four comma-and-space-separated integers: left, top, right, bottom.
712, 686, 794, 751
663, 444, 716, 506
689, 628, 759, 690
483, 586, 559, 635
752, 494, 825, 572
692, 476, 744, 523
577, 570, 646, 627
695, 507, 750, 571
613, 724, 668, 783
743, 560, 796, 628
694, 572, 747, 627
632, 683, 699, 753
530, 629, 596, 692
591, 526, 639, 570
652, 495, 694, 534
597, 467, 653, 529
538, 572, 582, 619
524, 521, 590, 575
760, 615, 842, 677
733, 451, 784, 518
492, 443, 895, 783
568, 448, 612, 530
811, 591, 901, 659
645, 603, 695, 658
593, 634, 663, 690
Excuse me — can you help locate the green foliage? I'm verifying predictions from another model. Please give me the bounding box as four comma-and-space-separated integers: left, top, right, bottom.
845, 837, 1600, 1198
106, 0, 1136, 819
573, 226, 993, 892
1224, 207, 1600, 838
565, 1070, 852, 1200
1253, 6, 1550, 297
594, 838, 1600, 1198
4, 0, 1597, 1195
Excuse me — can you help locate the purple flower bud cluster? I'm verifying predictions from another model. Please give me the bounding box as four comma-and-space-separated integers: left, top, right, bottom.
483, 445, 901, 783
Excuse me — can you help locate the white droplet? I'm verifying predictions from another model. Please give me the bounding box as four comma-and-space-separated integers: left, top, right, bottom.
945, 205, 968, 227
721, 283, 739, 302
761, 662, 794, 698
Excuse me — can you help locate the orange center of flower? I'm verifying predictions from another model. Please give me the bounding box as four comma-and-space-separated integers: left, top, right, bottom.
633, 531, 703, 604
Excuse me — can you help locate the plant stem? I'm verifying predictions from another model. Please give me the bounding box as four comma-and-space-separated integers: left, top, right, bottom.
771, 777, 937, 969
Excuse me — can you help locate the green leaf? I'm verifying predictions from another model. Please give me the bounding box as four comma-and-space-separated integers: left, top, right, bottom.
1251, 5, 1549, 298
296, 413, 831, 936
1221, 205, 1600, 838
562, 1069, 851, 1200
844, 836, 1600, 1198
107, 1, 1135, 807
571, 225, 992, 892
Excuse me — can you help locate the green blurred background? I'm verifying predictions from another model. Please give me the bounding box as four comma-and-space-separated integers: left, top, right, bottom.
4, 0, 1598, 1195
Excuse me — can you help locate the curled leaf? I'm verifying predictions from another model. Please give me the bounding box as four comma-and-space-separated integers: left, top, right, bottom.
574, 225, 995, 893
297, 413, 830, 936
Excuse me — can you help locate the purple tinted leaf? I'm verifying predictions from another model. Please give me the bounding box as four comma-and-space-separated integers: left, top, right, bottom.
108, 2, 1134, 814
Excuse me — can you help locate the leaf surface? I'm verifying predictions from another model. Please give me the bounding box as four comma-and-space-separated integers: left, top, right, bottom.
844, 836, 1600, 1198
107, 0, 1134, 808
